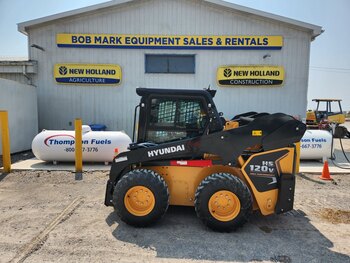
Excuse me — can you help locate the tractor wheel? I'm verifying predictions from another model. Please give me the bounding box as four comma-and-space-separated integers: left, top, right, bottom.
195, 173, 252, 232
113, 169, 169, 227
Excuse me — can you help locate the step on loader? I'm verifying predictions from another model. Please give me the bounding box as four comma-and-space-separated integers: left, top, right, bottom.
105, 88, 306, 231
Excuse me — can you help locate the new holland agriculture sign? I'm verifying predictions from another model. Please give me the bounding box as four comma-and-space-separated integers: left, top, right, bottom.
217, 66, 284, 86
54, 64, 122, 85
56, 34, 283, 50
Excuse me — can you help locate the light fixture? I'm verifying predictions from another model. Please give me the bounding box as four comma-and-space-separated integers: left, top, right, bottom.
30, 44, 45, 51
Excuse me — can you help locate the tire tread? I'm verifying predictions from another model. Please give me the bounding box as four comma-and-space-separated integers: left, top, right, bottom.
113, 169, 169, 227
194, 173, 252, 232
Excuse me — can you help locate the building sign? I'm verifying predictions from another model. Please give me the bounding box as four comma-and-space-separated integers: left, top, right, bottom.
217, 66, 284, 86
57, 34, 283, 50
54, 64, 122, 85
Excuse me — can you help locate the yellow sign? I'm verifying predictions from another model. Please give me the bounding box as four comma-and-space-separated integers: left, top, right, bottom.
252, 130, 263, 136
57, 34, 283, 50
54, 64, 122, 85
217, 66, 284, 86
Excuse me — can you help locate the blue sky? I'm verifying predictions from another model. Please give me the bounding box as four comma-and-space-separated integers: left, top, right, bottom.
0, 0, 349, 110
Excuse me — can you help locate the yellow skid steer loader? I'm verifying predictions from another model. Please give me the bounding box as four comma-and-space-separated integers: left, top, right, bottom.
105, 88, 306, 231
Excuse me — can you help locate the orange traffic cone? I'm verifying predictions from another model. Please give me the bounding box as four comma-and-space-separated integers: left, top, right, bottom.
114, 148, 119, 157
319, 160, 332, 180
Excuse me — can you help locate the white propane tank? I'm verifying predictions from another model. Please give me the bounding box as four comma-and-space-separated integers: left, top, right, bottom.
300, 130, 333, 160
32, 125, 132, 162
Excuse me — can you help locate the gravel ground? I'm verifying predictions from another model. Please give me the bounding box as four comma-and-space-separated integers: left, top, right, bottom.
0, 123, 349, 262
0, 170, 349, 263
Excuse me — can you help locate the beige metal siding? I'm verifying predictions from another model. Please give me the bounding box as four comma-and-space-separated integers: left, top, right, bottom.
0, 78, 38, 153
0, 74, 31, 84
28, 0, 312, 135
0, 61, 36, 84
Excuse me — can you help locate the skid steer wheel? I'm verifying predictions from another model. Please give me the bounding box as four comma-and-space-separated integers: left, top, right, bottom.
195, 173, 252, 232
113, 169, 169, 227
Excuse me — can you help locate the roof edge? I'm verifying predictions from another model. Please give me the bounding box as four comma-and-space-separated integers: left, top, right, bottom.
0, 60, 36, 65
18, 0, 323, 39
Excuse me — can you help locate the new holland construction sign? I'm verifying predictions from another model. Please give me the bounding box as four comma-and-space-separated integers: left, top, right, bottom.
217, 66, 284, 87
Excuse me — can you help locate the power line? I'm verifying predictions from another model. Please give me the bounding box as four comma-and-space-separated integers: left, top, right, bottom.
310, 67, 350, 74
310, 66, 350, 71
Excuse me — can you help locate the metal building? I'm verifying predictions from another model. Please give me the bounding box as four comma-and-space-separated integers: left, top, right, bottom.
17, 0, 322, 136
0, 60, 37, 85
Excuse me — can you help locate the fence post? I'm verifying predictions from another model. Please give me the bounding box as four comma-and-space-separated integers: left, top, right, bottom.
0, 111, 11, 173
75, 119, 83, 173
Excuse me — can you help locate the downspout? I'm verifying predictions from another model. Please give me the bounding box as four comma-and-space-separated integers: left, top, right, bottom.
22, 64, 32, 85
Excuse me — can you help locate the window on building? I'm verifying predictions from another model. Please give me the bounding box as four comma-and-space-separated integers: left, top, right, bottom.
146, 97, 207, 143
145, 54, 195, 74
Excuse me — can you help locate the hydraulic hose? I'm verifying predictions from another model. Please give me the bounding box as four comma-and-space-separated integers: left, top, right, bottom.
331, 134, 350, 170
339, 137, 350, 163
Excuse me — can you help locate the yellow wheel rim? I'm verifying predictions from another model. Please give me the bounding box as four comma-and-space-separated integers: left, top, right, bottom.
124, 186, 155, 217
208, 190, 241, 222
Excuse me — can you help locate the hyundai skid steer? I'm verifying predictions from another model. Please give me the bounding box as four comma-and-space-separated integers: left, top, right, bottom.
105, 88, 306, 231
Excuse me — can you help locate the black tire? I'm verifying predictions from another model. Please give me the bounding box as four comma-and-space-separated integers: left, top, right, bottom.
113, 169, 169, 227
195, 173, 252, 232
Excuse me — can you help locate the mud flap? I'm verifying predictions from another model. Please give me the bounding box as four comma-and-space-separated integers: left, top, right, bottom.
275, 173, 295, 214
104, 180, 114, 206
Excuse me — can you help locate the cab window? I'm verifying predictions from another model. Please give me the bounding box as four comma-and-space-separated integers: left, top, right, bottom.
146, 97, 207, 143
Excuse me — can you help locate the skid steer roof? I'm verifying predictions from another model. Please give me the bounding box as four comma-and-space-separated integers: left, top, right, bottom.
136, 87, 216, 99
312, 99, 342, 102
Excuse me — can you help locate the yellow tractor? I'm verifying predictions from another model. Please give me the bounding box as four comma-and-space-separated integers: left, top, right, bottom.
306, 99, 345, 125
105, 88, 306, 231
306, 99, 349, 138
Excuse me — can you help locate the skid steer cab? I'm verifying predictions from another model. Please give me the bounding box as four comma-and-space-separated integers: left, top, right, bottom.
105, 88, 306, 232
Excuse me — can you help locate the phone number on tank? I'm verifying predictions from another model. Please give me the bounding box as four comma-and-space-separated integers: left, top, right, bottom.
301, 144, 322, 149
64, 147, 99, 152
